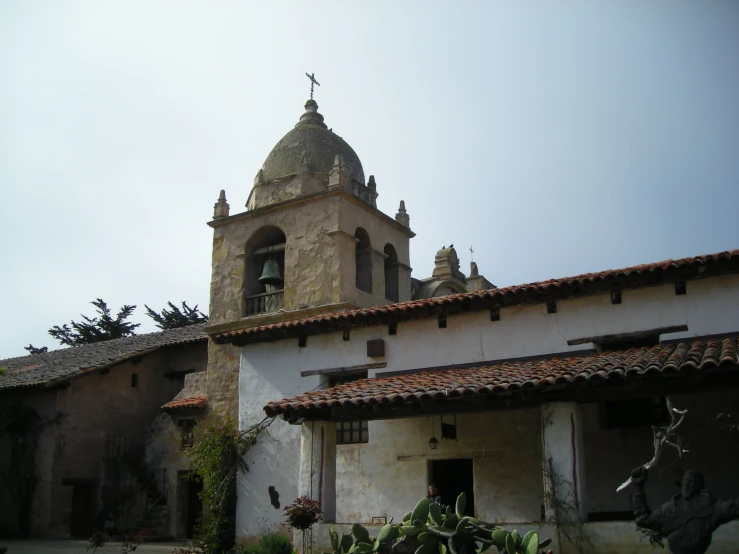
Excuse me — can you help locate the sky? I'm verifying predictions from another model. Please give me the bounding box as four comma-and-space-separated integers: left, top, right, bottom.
1, 1, 738, 359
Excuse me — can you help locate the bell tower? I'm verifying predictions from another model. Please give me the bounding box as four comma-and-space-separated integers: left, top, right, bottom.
204, 97, 415, 414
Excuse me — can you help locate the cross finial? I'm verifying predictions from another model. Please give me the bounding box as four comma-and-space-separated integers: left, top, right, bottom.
305, 72, 320, 99
470, 245, 474, 262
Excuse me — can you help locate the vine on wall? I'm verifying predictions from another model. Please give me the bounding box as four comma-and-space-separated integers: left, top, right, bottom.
188, 415, 274, 554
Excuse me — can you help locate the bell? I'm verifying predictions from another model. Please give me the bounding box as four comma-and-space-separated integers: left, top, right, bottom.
258, 258, 283, 286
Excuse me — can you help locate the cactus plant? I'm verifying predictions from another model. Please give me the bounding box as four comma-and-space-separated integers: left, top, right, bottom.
325, 493, 552, 554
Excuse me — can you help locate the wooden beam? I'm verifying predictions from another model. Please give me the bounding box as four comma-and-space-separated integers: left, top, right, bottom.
567, 325, 689, 346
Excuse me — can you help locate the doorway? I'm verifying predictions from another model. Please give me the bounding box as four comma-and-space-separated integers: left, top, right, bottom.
429, 459, 475, 516
178, 472, 203, 539
70, 483, 94, 538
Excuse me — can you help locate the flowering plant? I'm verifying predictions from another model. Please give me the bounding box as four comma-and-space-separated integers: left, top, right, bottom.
283, 496, 323, 530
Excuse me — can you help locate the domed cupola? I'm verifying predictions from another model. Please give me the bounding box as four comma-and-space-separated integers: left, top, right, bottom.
247, 100, 377, 210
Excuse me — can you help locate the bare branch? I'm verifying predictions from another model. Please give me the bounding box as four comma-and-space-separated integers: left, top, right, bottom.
616, 397, 688, 492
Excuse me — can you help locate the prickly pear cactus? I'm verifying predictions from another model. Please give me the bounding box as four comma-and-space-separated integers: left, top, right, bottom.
325, 494, 552, 554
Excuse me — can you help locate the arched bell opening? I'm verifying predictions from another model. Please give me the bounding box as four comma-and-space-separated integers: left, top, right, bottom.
244, 226, 287, 316
384, 243, 399, 302
355, 227, 372, 294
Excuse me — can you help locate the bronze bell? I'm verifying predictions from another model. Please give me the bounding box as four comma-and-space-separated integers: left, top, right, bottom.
258, 258, 283, 286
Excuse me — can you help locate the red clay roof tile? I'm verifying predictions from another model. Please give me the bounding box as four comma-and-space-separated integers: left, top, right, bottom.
162, 395, 207, 411
263, 338, 739, 418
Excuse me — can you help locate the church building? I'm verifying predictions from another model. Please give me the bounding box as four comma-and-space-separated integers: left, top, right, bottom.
204, 96, 739, 554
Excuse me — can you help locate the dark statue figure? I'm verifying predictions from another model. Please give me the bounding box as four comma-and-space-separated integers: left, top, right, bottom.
631, 466, 739, 554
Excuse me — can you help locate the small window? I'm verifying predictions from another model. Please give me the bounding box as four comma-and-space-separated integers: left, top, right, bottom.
130, 373, 139, 388
329, 372, 369, 445
603, 397, 666, 428
178, 419, 196, 450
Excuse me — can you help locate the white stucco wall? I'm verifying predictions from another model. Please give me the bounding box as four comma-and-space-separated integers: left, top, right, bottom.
332, 409, 542, 525
236, 272, 739, 540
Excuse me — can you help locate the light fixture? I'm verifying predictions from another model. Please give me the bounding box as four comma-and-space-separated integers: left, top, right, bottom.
429, 417, 438, 449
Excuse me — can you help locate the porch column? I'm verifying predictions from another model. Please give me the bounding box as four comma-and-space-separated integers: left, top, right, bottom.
298, 420, 337, 522
541, 402, 586, 522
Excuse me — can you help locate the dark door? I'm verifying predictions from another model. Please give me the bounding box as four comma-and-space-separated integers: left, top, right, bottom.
70, 483, 94, 538
430, 459, 475, 516
186, 478, 203, 538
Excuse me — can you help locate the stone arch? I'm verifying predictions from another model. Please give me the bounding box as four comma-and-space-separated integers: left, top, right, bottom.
244, 226, 287, 315
355, 227, 372, 294
384, 243, 399, 302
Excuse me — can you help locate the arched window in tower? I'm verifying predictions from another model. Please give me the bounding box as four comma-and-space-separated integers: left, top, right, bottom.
355, 227, 372, 294
384, 243, 399, 302
244, 226, 287, 316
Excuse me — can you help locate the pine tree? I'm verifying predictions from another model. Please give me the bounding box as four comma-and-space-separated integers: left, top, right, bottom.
145, 301, 208, 330
24, 344, 48, 355
48, 299, 140, 346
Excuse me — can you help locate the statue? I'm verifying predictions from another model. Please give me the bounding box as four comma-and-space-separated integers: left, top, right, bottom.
630, 466, 739, 554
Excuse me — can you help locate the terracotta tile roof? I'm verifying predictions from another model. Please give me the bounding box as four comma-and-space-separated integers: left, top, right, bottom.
162, 395, 207, 411
0, 324, 208, 391
215, 249, 739, 345
263, 338, 739, 418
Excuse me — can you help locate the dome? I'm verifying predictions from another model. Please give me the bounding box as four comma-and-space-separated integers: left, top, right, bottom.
260, 100, 365, 185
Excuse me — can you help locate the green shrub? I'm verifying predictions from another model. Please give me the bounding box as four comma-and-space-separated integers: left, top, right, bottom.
259, 533, 293, 554
239, 543, 262, 554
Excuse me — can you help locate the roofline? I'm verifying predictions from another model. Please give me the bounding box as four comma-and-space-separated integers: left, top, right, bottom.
0, 332, 208, 391
213, 249, 739, 346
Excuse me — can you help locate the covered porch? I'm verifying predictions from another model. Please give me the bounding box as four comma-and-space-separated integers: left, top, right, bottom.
264, 338, 739, 554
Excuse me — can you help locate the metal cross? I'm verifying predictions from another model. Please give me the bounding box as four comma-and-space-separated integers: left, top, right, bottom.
470, 246, 475, 262
305, 72, 320, 99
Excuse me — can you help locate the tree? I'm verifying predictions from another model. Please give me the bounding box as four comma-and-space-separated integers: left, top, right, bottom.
24, 345, 48, 355
48, 299, 139, 347
144, 301, 208, 330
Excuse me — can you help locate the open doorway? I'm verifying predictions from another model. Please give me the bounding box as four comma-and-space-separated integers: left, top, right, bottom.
429, 459, 475, 516
177, 472, 203, 539
70, 483, 94, 538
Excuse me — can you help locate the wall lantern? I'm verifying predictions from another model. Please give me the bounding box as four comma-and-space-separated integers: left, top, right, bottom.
429, 417, 439, 449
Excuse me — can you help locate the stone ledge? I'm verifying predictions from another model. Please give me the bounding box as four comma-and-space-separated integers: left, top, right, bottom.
204, 302, 360, 336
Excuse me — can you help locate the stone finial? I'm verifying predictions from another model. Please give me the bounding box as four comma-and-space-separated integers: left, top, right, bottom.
367, 175, 378, 207
254, 169, 265, 186
213, 189, 230, 219
432, 246, 466, 283
395, 200, 410, 228
298, 99, 327, 128
328, 154, 349, 190
470, 261, 479, 278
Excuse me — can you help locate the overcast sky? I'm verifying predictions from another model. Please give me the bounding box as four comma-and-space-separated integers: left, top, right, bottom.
1, 1, 738, 358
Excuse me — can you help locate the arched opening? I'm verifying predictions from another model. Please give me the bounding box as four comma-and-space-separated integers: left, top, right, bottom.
244, 226, 286, 316
384, 243, 399, 302
355, 227, 372, 293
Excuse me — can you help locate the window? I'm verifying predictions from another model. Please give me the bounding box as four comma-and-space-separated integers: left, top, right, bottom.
329, 372, 369, 444
355, 228, 372, 293
178, 419, 196, 449
384, 243, 399, 302
130, 373, 139, 388
105, 434, 128, 459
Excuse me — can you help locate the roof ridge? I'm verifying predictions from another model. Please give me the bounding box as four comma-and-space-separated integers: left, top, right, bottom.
0, 323, 208, 365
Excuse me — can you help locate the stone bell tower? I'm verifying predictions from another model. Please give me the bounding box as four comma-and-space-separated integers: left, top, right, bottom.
204, 97, 414, 416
